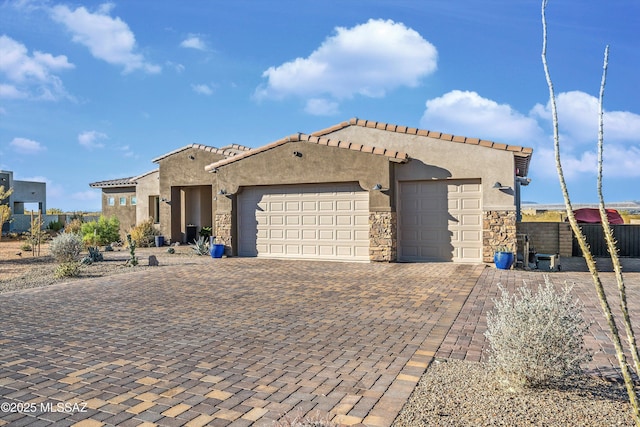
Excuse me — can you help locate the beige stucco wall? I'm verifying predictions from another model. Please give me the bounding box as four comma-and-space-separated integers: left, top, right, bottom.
213, 140, 398, 255
135, 170, 159, 226
324, 126, 517, 211
101, 187, 136, 238
156, 147, 224, 241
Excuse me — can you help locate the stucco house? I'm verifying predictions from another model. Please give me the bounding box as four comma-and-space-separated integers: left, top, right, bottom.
90, 118, 533, 263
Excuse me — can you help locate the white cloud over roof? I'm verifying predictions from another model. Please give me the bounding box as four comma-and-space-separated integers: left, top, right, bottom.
421, 89, 640, 181
50, 3, 160, 74
255, 19, 437, 109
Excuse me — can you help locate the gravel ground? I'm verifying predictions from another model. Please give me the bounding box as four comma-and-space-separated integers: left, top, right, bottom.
0, 244, 210, 293
393, 359, 634, 427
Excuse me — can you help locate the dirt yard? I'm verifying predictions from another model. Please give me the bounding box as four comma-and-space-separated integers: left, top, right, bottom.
0, 236, 211, 293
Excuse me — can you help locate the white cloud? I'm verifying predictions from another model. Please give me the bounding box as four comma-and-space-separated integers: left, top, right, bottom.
420, 90, 544, 144
50, 3, 160, 74
180, 35, 206, 50
78, 130, 107, 149
420, 89, 640, 184
191, 84, 213, 95
0, 35, 74, 100
166, 61, 185, 73
0, 83, 27, 99
305, 98, 339, 116
255, 19, 437, 108
71, 190, 100, 201
531, 91, 640, 145
9, 137, 46, 154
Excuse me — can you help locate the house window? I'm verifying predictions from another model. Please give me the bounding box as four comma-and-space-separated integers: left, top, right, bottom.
131, 196, 137, 205
120, 197, 127, 206
150, 196, 160, 223
107, 197, 115, 206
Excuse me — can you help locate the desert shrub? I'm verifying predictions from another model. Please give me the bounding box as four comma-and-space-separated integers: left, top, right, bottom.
81, 215, 120, 246
126, 234, 138, 266
192, 236, 209, 256
87, 246, 104, 262
484, 276, 592, 387
20, 241, 32, 251
49, 232, 83, 263
64, 218, 83, 234
46, 220, 64, 232
54, 262, 80, 278
167, 247, 175, 254
128, 217, 159, 248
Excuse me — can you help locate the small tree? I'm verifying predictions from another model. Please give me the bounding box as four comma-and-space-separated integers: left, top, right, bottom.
0, 185, 14, 241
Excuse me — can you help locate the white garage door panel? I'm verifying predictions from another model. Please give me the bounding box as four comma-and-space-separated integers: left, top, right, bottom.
239, 183, 369, 261
399, 179, 482, 262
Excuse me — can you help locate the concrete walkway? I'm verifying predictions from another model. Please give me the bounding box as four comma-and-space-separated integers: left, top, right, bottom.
0, 259, 485, 427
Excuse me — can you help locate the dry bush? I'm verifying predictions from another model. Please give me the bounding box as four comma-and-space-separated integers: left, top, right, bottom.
485, 276, 592, 387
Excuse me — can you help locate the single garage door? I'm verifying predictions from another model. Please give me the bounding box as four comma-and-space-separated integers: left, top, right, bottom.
238, 183, 370, 261
398, 179, 482, 262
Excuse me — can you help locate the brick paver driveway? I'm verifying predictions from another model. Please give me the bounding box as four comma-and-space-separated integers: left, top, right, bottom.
0, 259, 484, 427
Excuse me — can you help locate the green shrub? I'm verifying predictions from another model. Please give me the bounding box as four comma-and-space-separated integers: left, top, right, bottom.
128, 217, 159, 248
167, 247, 175, 254
20, 241, 32, 251
484, 276, 592, 387
54, 262, 81, 278
49, 232, 83, 263
46, 220, 64, 232
81, 215, 120, 246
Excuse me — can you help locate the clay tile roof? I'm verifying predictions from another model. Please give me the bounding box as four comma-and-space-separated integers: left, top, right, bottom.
204, 133, 409, 172
89, 177, 136, 188
151, 143, 240, 163
311, 118, 534, 176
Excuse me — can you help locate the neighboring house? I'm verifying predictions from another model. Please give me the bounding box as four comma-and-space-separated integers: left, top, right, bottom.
0, 170, 47, 233
90, 118, 533, 263
90, 144, 249, 241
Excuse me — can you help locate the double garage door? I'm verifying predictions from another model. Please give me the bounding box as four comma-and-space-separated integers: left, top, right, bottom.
238, 183, 370, 261
398, 179, 482, 263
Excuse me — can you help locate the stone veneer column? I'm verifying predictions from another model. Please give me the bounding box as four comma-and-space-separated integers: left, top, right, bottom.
369, 212, 397, 262
214, 213, 232, 255
483, 210, 517, 263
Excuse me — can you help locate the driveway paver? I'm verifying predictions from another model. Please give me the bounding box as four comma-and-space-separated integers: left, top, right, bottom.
0, 259, 485, 426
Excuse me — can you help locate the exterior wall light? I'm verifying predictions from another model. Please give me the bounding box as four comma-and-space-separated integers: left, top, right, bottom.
217, 189, 227, 195
492, 182, 509, 190
372, 184, 388, 191
293, 151, 302, 157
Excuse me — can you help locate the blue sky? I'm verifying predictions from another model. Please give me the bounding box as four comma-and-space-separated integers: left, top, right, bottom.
1, 0, 639, 212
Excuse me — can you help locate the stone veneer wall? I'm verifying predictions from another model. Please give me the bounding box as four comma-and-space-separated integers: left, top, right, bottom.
214, 213, 232, 255
483, 210, 517, 263
369, 212, 397, 262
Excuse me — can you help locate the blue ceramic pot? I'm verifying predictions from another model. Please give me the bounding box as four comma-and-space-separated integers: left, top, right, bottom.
494, 251, 514, 270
